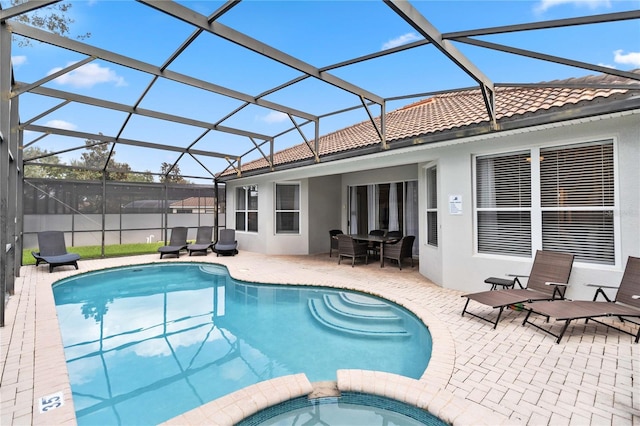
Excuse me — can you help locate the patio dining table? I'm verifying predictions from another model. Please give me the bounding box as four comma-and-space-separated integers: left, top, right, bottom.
350, 234, 401, 268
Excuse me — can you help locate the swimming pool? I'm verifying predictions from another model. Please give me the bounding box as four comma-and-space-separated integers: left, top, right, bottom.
52, 263, 432, 425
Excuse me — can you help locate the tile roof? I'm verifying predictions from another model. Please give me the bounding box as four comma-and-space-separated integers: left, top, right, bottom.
221, 71, 639, 177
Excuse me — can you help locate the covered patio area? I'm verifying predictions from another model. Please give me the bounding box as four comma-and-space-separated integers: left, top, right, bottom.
1, 252, 638, 425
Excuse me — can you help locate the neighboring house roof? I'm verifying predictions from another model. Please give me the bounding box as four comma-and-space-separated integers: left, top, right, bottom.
122, 200, 180, 209
169, 197, 215, 209
220, 70, 639, 179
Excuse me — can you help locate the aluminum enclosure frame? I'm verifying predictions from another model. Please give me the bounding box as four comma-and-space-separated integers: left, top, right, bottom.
1, 1, 640, 327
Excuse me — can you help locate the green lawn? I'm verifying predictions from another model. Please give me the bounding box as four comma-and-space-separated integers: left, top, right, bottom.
23, 242, 169, 265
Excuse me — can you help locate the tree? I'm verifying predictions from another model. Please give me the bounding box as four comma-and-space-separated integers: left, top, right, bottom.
22, 147, 65, 178
160, 162, 188, 184
8, 0, 90, 47
66, 137, 153, 182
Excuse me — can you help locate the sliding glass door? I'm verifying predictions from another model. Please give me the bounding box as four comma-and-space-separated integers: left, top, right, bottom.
348, 181, 419, 254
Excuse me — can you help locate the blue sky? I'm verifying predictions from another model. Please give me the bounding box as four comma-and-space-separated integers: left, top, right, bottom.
7, 0, 640, 181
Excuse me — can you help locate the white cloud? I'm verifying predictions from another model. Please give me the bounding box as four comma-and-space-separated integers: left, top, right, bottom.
613, 50, 640, 68
382, 32, 421, 50
45, 119, 77, 130
597, 62, 616, 69
11, 55, 27, 67
260, 111, 288, 124
47, 62, 126, 88
534, 0, 611, 13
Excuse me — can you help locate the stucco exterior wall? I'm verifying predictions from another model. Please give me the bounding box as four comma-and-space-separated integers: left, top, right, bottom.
419, 112, 640, 301
224, 111, 639, 301
308, 175, 342, 255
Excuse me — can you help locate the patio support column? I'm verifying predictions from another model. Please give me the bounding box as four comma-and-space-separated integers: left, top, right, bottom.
7, 86, 18, 286
101, 170, 106, 258
14, 97, 23, 279
163, 181, 168, 242
0, 19, 12, 326
214, 180, 219, 242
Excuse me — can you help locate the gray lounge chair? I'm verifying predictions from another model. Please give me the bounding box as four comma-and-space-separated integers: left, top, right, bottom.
214, 229, 238, 256
522, 256, 640, 343
461, 250, 574, 328
337, 234, 368, 267
187, 226, 214, 256
158, 226, 188, 258
31, 230, 81, 273
382, 235, 415, 270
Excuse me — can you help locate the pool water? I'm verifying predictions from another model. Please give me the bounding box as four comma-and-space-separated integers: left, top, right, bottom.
52, 263, 432, 425
238, 393, 448, 426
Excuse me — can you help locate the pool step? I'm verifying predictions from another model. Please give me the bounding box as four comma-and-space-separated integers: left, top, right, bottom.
323, 294, 400, 322
308, 293, 410, 338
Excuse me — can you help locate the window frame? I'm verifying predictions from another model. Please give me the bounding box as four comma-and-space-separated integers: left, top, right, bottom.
274, 182, 301, 235
473, 139, 619, 266
425, 164, 438, 247
474, 150, 533, 258
235, 185, 258, 233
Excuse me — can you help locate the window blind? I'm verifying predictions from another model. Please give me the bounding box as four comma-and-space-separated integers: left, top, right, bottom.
426, 166, 438, 246
540, 141, 614, 207
540, 141, 615, 264
476, 152, 531, 256
542, 211, 614, 264
476, 152, 531, 209
478, 211, 532, 256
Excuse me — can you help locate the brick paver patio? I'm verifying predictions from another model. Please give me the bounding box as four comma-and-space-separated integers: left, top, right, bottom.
1, 252, 638, 425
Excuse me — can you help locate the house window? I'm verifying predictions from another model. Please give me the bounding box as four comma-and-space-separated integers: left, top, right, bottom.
476, 151, 532, 257
236, 185, 258, 232
540, 141, 615, 265
426, 165, 438, 247
475, 140, 616, 265
275, 183, 300, 234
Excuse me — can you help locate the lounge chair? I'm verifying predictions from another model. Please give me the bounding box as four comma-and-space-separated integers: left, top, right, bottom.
158, 226, 188, 258
382, 235, 415, 270
337, 234, 368, 267
31, 230, 81, 273
329, 229, 343, 257
461, 250, 574, 328
214, 229, 238, 256
187, 226, 214, 256
522, 256, 640, 343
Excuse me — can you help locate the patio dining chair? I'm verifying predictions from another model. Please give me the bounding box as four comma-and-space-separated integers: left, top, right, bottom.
329, 229, 343, 257
337, 234, 368, 267
382, 235, 415, 270
367, 229, 386, 258
386, 230, 403, 239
